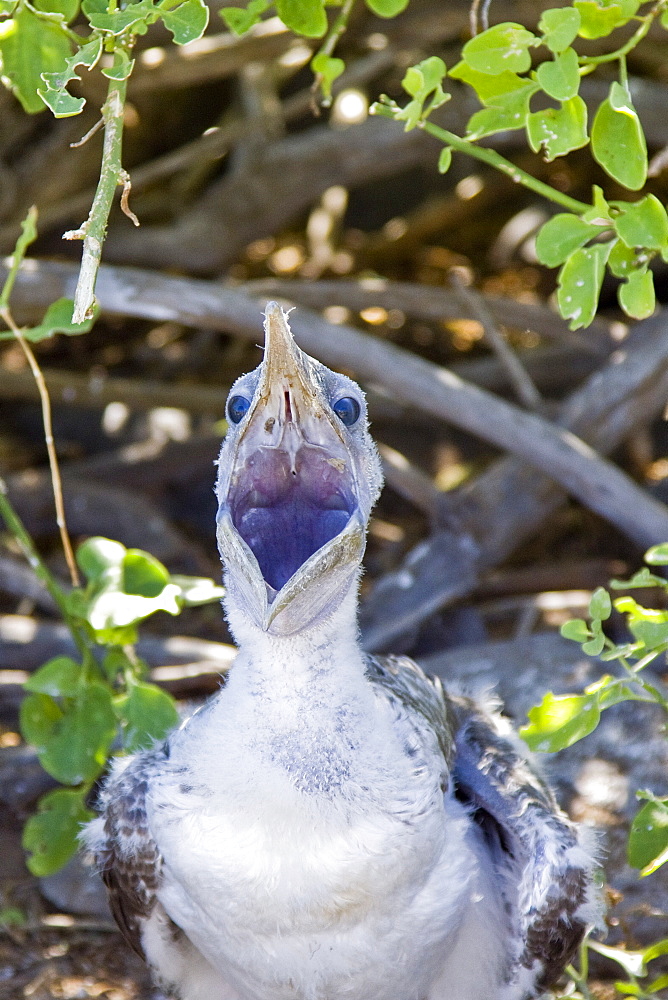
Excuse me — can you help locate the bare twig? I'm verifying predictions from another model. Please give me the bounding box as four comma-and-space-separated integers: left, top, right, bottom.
0, 313, 80, 587
448, 269, 543, 410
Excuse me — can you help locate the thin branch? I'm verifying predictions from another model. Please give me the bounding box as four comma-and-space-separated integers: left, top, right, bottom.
66, 52, 130, 324
0, 308, 80, 587
448, 269, 543, 410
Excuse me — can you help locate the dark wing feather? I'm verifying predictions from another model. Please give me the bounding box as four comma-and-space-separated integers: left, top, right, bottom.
94, 752, 165, 959
449, 695, 597, 995
364, 655, 596, 996
364, 654, 454, 766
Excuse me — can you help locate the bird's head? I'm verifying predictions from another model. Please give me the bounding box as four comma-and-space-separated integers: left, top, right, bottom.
216, 302, 383, 637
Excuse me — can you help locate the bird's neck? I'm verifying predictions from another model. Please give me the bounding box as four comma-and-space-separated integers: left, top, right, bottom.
224, 586, 366, 700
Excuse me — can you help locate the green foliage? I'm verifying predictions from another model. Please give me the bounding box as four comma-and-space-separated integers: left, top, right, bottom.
521, 556, 668, 889
372, 0, 668, 330
18, 536, 224, 875
0, 0, 209, 116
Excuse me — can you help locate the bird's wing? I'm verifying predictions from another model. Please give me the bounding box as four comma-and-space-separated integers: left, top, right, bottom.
89, 751, 166, 959
449, 694, 598, 995
364, 653, 455, 766
364, 656, 597, 995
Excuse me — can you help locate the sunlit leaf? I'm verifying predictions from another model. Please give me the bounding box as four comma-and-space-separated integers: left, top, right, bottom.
560, 618, 591, 642
520, 691, 601, 752
628, 799, 668, 873
77, 537, 126, 582
645, 543, 668, 565
0, 6, 72, 113
29, 684, 116, 785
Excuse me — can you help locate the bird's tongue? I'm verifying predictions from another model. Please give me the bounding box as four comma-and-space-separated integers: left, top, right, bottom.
230, 444, 356, 592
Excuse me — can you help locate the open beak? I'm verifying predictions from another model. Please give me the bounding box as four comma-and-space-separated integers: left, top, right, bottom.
216, 303, 366, 636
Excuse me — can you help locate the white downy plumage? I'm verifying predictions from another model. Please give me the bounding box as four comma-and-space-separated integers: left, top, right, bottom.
84, 303, 599, 1000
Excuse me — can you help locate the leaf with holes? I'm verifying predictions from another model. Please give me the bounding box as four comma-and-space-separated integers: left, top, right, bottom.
526, 95, 588, 161
0, 5, 72, 113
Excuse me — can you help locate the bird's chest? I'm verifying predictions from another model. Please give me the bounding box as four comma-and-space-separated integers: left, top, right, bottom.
151, 714, 450, 999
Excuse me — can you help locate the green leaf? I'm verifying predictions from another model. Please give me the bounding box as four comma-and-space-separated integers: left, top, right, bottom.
116, 681, 179, 752
629, 617, 668, 649
221, 0, 268, 35
535, 214, 602, 267
628, 799, 668, 873
619, 267, 655, 320
591, 83, 647, 190
574, 0, 640, 39
462, 22, 536, 76
101, 47, 134, 81
449, 61, 530, 104
582, 184, 612, 225
275, 0, 327, 37
608, 237, 637, 278
520, 691, 601, 752
87, 585, 181, 629
30, 683, 117, 784
560, 618, 591, 642
614, 195, 668, 250
169, 574, 225, 605
526, 94, 588, 160
37, 36, 101, 118
589, 940, 647, 978
311, 52, 344, 102
20, 692, 63, 750
22, 788, 93, 876
557, 241, 611, 329
466, 82, 538, 139
81, 0, 158, 34
34, 0, 79, 22
643, 939, 668, 964
539, 7, 581, 52
589, 586, 612, 621
77, 536, 126, 582
437, 146, 452, 174
536, 47, 580, 101
645, 543, 668, 565
0, 6, 72, 113
364, 0, 409, 15
24, 656, 81, 697
0, 0, 18, 14
0, 298, 95, 341
122, 549, 170, 598
162, 0, 209, 45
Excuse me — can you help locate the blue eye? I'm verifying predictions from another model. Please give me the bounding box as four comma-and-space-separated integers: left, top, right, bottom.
333, 396, 361, 426
227, 395, 251, 424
